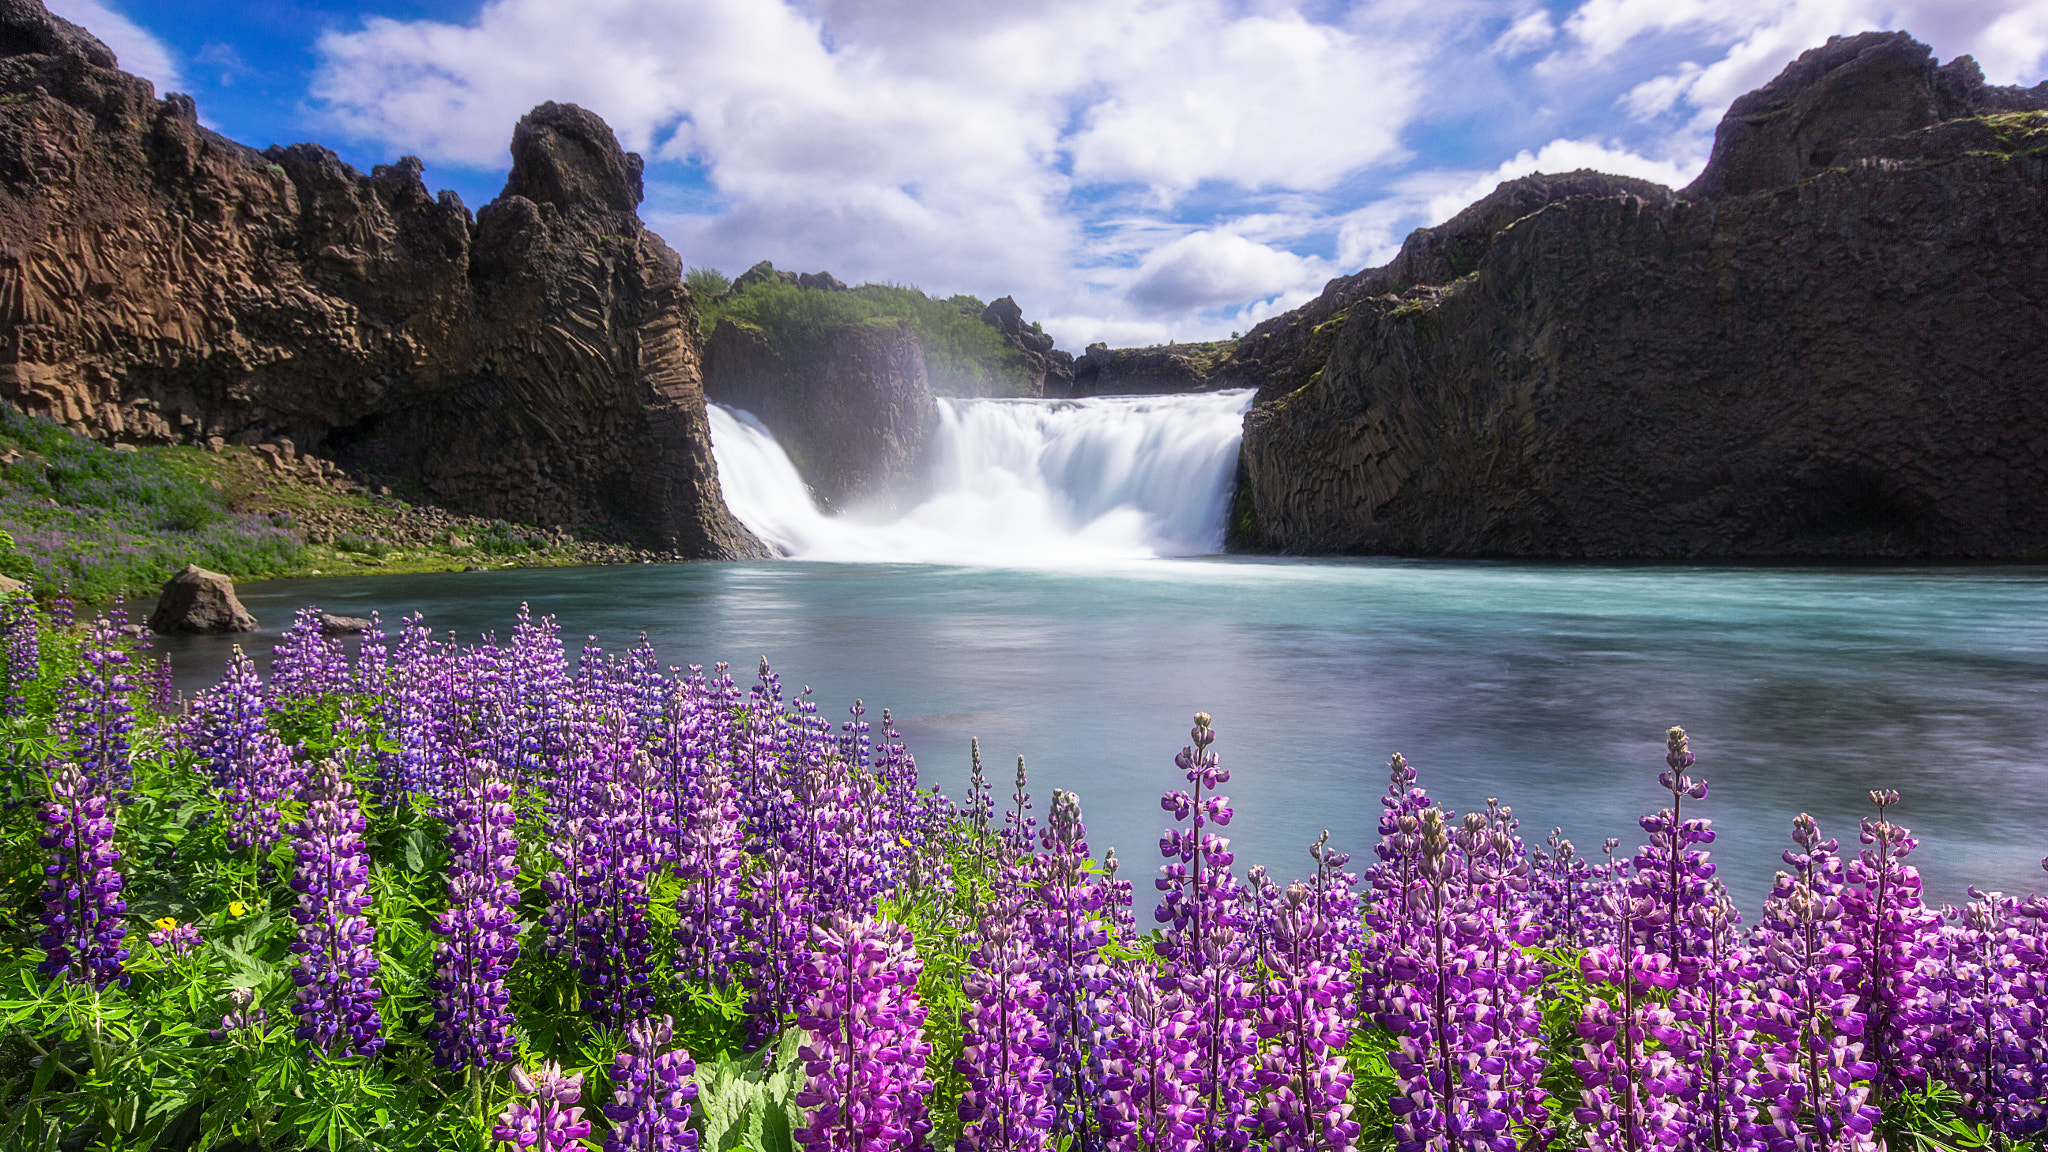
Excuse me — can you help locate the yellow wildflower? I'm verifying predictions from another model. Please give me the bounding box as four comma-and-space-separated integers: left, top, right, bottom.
228, 901, 247, 918
154, 916, 178, 932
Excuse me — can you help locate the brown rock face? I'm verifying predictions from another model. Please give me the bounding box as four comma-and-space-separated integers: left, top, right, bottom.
703, 317, 937, 512
1229, 32, 2048, 559
0, 0, 762, 557
148, 565, 255, 633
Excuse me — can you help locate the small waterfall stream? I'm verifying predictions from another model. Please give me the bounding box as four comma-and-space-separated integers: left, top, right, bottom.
708, 389, 1254, 564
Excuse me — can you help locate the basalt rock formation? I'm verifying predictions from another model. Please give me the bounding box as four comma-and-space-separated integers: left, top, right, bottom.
0, 0, 762, 557
978, 295, 1073, 397
704, 316, 936, 512
1229, 32, 2048, 559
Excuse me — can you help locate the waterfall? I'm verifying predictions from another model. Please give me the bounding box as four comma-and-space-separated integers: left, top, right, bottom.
708, 390, 1254, 565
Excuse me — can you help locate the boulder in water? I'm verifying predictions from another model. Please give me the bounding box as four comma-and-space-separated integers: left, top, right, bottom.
318, 612, 371, 634
149, 565, 256, 633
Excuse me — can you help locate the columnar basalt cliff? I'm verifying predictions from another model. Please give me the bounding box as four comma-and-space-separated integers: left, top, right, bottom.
1229, 32, 2048, 558
704, 315, 937, 511
0, 0, 762, 557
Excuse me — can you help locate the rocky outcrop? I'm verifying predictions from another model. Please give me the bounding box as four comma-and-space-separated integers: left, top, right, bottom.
1063, 340, 1244, 398
725, 259, 849, 296
977, 296, 1073, 396
1230, 32, 2048, 559
704, 317, 936, 511
0, 0, 762, 557
148, 565, 254, 633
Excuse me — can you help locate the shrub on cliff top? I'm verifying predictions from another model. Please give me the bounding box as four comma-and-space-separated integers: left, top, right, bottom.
0, 408, 304, 601
702, 278, 1034, 396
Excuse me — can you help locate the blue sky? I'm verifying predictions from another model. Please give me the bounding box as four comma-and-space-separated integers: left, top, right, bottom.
62, 0, 2048, 349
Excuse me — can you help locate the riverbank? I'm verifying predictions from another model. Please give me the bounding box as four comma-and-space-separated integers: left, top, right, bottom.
0, 408, 667, 602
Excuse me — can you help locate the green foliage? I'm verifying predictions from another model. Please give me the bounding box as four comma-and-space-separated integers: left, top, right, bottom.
686, 266, 732, 299
0, 408, 305, 601
692, 1029, 805, 1152
700, 279, 1034, 397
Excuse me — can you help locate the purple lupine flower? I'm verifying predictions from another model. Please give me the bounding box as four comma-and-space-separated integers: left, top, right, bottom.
1153, 713, 1256, 1152
50, 591, 72, 629
541, 719, 659, 1026
187, 647, 267, 788
1571, 730, 1723, 1152
427, 759, 521, 1070
1097, 966, 1200, 1152
1370, 803, 1549, 1152
968, 737, 994, 841
149, 916, 202, 956
792, 914, 934, 1152
673, 729, 742, 987
36, 759, 128, 988
1749, 813, 1878, 1152
1924, 887, 2045, 1137
210, 986, 269, 1041
225, 733, 307, 856
604, 1015, 700, 1152
1102, 846, 1136, 942
1006, 753, 1036, 858
56, 615, 135, 795
1028, 789, 1118, 1149
287, 759, 385, 1058
270, 607, 351, 701
1253, 880, 1359, 1152
1623, 728, 1742, 1146
1531, 828, 1608, 949
494, 1062, 592, 1151
1, 587, 39, 718
958, 897, 1055, 1151
1840, 788, 1939, 1104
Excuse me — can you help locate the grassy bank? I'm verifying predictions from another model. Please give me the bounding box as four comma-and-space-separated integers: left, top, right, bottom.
698, 276, 1035, 396
0, 409, 658, 602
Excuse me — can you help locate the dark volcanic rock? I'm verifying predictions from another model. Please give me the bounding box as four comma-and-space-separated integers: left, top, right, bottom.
0, 0, 762, 558
976, 296, 1072, 396
1229, 32, 2048, 559
149, 565, 255, 633
1065, 340, 1244, 398
704, 317, 937, 513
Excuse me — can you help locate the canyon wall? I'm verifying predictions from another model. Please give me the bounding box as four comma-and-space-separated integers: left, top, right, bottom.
0, 0, 761, 556
1227, 32, 2048, 558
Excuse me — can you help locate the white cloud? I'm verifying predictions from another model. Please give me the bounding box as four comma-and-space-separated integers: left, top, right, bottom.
1126, 229, 1330, 314
1494, 10, 1557, 56
303, 0, 2045, 346
1065, 11, 1421, 194
44, 0, 179, 91
1556, 0, 2048, 131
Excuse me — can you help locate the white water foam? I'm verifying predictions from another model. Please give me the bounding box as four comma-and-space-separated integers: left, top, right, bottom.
707, 390, 1254, 565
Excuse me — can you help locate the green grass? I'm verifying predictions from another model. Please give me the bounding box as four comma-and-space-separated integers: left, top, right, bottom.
0, 410, 305, 602
700, 278, 1033, 396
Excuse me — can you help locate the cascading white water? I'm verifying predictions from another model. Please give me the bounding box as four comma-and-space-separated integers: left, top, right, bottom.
708, 390, 1254, 565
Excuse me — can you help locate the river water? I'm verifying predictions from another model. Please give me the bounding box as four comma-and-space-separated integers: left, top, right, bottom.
141, 392, 2048, 912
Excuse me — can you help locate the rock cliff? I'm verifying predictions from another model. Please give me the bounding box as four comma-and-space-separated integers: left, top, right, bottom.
1230, 32, 2048, 558
1063, 340, 1245, 398
977, 296, 1073, 397
704, 316, 936, 511
0, 0, 762, 557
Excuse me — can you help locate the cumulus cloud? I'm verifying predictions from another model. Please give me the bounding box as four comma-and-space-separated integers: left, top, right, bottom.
1126, 229, 1330, 314
301, 0, 2046, 346
45, 0, 178, 91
